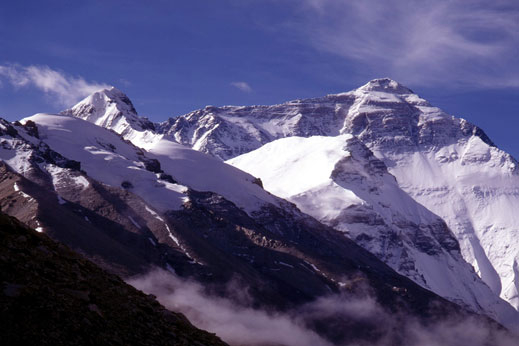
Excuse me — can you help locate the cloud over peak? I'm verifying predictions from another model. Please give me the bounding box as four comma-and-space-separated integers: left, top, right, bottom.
0, 64, 110, 107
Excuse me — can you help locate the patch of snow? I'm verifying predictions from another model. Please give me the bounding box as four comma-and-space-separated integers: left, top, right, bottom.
163, 223, 200, 264
165, 263, 175, 274
144, 205, 164, 222
304, 260, 321, 273
0, 138, 34, 174
57, 195, 67, 205
164, 223, 180, 246
278, 261, 294, 268
128, 216, 141, 229
17, 189, 34, 202
72, 175, 90, 189
45, 164, 89, 193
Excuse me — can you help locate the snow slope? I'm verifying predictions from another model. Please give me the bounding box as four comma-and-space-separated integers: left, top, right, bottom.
21, 114, 278, 214
146, 138, 278, 213
22, 114, 186, 212
229, 134, 519, 327
376, 132, 519, 310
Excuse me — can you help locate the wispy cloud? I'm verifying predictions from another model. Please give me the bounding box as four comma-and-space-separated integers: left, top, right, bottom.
290, 0, 519, 88
0, 64, 110, 106
231, 81, 253, 93
118, 78, 132, 87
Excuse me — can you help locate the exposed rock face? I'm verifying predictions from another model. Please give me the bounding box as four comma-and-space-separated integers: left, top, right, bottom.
0, 211, 228, 346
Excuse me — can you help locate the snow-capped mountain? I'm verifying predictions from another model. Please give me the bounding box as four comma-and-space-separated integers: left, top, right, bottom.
153, 78, 519, 316
2, 113, 492, 345
58, 83, 519, 330
339, 79, 519, 311
3, 82, 519, 343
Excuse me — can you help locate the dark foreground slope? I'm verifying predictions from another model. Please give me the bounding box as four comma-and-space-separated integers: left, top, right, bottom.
0, 212, 228, 346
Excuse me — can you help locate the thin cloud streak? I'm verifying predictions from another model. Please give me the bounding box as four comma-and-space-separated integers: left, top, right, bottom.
0, 64, 110, 107
231, 81, 253, 93
292, 0, 519, 88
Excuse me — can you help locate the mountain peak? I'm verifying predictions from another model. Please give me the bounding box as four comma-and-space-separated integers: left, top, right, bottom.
358, 78, 414, 94
80, 86, 138, 116
98, 85, 130, 99
60, 87, 157, 136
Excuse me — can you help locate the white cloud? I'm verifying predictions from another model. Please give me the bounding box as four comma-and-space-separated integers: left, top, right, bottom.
0, 64, 110, 106
231, 81, 253, 93
128, 269, 331, 346
128, 269, 518, 346
291, 0, 519, 88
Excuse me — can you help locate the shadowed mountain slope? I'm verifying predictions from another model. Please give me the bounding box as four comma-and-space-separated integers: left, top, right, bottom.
0, 211, 228, 346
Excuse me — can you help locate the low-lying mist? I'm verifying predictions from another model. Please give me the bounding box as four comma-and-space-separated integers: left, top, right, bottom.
128, 269, 516, 346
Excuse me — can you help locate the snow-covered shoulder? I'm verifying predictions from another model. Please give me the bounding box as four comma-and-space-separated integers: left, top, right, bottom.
22, 113, 187, 212
228, 134, 354, 198
147, 138, 280, 213
23, 113, 279, 215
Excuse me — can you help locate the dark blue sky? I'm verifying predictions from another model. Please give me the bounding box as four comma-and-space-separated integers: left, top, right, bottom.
0, 0, 518, 157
